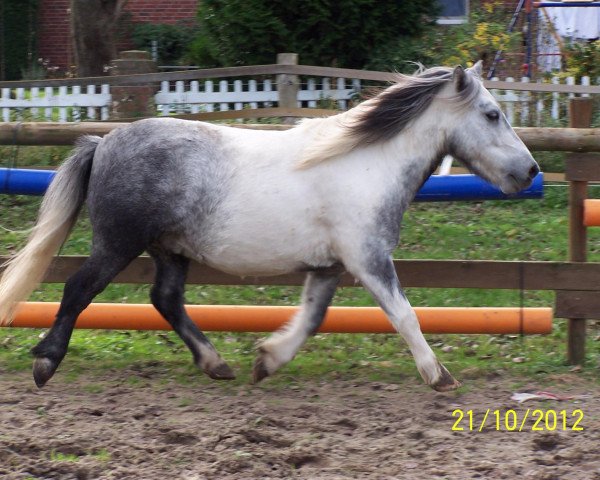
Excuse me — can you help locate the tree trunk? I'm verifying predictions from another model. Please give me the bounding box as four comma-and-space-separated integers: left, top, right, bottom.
70, 0, 127, 77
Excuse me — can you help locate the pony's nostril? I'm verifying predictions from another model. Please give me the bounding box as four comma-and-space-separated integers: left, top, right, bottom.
529, 164, 540, 179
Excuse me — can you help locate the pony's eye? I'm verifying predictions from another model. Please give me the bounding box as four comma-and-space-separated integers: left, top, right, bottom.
486, 110, 500, 122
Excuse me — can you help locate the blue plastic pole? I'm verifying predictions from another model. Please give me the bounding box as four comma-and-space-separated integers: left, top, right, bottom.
0, 168, 56, 196
0, 167, 543, 201
415, 173, 544, 202
533, 2, 600, 7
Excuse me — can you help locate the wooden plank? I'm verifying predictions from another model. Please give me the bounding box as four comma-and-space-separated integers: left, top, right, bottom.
565, 154, 600, 181
0, 257, 594, 291
285, 65, 600, 91
1, 122, 600, 152
569, 97, 594, 127
251, 66, 600, 93
0, 121, 293, 145
484, 80, 600, 95
556, 291, 600, 319
566, 98, 592, 365
277, 53, 300, 125
543, 172, 568, 182
521, 261, 599, 291
568, 179, 588, 262
0, 122, 122, 145
281, 64, 396, 82
0, 62, 599, 94
0, 65, 283, 89
516, 128, 600, 152
0, 65, 395, 89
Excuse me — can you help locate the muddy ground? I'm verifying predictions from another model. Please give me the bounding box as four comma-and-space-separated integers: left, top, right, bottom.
0, 367, 598, 480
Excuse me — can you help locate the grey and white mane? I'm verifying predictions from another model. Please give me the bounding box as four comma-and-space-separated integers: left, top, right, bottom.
298, 65, 482, 168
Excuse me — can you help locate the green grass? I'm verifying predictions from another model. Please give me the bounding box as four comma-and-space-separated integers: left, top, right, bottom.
0, 171, 599, 387
49, 451, 81, 463
47, 448, 111, 463
0, 145, 71, 169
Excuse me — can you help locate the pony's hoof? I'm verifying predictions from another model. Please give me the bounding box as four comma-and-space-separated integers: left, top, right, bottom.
430, 363, 462, 392
432, 378, 462, 392
32, 357, 58, 388
252, 357, 271, 384
205, 362, 236, 380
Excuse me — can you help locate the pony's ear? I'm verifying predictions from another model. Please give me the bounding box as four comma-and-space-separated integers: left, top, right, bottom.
453, 65, 468, 92
467, 60, 483, 79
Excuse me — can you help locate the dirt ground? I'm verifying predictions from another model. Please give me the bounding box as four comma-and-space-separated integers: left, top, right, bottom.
0, 367, 598, 480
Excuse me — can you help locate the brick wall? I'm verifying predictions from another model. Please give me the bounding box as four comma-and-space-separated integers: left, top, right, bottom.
37, 0, 198, 74
37, 0, 71, 73
126, 0, 198, 24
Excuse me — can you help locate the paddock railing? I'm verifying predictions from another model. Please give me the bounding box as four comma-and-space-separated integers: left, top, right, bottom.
0, 95, 598, 364
0, 56, 597, 125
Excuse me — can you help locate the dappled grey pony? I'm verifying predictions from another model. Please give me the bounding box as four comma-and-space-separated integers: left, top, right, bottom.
0, 63, 538, 390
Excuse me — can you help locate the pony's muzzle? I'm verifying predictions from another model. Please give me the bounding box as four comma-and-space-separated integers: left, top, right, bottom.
502, 159, 540, 194
528, 163, 541, 180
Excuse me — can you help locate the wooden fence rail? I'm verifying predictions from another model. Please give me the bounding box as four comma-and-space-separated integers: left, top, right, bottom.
0, 56, 597, 126
0, 62, 599, 94
0, 99, 598, 364
0, 122, 599, 151
0, 257, 598, 320
21, 257, 600, 292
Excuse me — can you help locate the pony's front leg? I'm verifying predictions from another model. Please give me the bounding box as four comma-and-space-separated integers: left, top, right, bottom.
253, 269, 340, 383
350, 255, 461, 391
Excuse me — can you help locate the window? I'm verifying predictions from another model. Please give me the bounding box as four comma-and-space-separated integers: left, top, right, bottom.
437, 0, 469, 24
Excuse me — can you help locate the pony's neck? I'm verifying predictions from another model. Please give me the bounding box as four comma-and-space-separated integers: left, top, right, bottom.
382, 118, 448, 207
297, 99, 449, 177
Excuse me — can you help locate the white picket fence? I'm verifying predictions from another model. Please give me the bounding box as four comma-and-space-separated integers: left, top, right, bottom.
489, 76, 595, 126
155, 77, 362, 114
0, 85, 110, 122
0, 75, 594, 124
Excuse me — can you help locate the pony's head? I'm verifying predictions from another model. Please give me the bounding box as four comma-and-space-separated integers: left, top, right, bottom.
440, 63, 539, 193
344, 62, 539, 194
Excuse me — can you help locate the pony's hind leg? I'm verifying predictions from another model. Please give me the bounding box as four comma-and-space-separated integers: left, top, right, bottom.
149, 249, 235, 380
348, 254, 461, 392
31, 245, 143, 387
253, 269, 340, 383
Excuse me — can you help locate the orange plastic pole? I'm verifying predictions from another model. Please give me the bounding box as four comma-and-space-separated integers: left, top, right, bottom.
6, 302, 553, 334
583, 199, 600, 227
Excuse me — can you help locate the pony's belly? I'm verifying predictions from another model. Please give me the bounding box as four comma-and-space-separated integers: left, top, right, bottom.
202, 241, 335, 277
204, 255, 302, 277
171, 232, 335, 277
163, 183, 337, 276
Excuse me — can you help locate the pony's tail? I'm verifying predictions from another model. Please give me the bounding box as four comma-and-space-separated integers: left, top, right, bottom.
0, 135, 101, 325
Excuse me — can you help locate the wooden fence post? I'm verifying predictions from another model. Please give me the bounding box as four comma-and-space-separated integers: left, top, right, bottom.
276, 53, 299, 124
109, 50, 158, 120
566, 97, 592, 365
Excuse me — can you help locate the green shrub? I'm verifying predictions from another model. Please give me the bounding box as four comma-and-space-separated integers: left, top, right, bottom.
367, 1, 519, 73
562, 39, 600, 81
131, 21, 198, 66
189, 0, 439, 68
365, 30, 439, 73
1, 0, 39, 80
